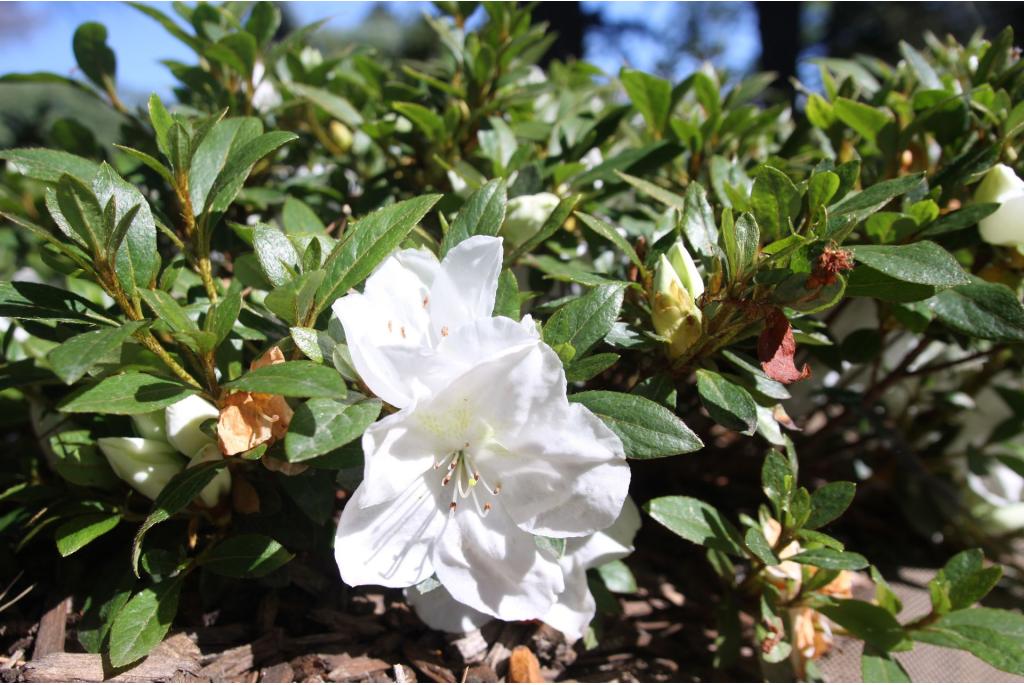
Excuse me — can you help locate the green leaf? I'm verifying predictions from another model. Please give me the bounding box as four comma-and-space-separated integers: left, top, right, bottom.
575, 212, 643, 271
47, 321, 145, 385
245, 2, 282, 46
807, 171, 840, 212
850, 241, 968, 288
93, 164, 159, 294
206, 130, 298, 215
804, 481, 856, 529
596, 559, 637, 593
492, 268, 520, 319
506, 195, 581, 263
59, 373, 195, 415
761, 449, 794, 514
805, 93, 836, 129
393, 101, 445, 139
54, 174, 105, 252
201, 534, 294, 578
721, 212, 759, 280
571, 390, 702, 459
189, 117, 263, 216
205, 290, 241, 347
621, 68, 672, 134
139, 289, 196, 335
927, 278, 1024, 342
0, 148, 100, 184
818, 599, 908, 653
826, 173, 925, 237
565, 353, 620, 383
49, 429, 119, 489
223, 360, 346, 398
440, 179, 507, 256
861, 647, 911, 683
72, 22, 116, 91
919, 203, 999, 237
644, 496, 743, 555
131, 460, 227, 575
253, 223, 300, 287
899, 40, 941, 89
284, 398, 381, 462
788, 547, 868, 570
931, 549, 1003, 612
913, 608, 1024, 676
543, 285, 625, 360
695, 369, 757, 435
282, 197, 325, 235
264, 271, 324, 325
616, 171, 685, 210
834, 97, 893, 142
148, 95, 173, 159
750, 166, 799, 240
55, 512, 120, 557
108, 577, 183, 667
682, 182, 719, 258
744, 526, 779, 565
315, 194, 442, 313
288, 82, 363, 126
208, 33, 257, 75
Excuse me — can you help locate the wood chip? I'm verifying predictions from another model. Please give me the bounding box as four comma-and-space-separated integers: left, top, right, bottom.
508, 646, 542, 683
402, 643, 455, 684
31, 596, 71, 660
325, 655, 390, 683
259, 662, 294, 683
447, 629, 488, 665
23, 634, 203, 683
199, 630, 281, 681
392, 664, 416, 683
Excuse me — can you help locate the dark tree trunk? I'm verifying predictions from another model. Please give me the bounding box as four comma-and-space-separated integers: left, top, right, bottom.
756, 2, 801, 97
531, 2, 590, 64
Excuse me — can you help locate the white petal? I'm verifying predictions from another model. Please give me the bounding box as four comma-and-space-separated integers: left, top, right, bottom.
541, 563, 595, 643
433, 502, 564, 621
164, 395, 218, 456
189, 443, 232, 508
358, 405, 446, 508
131, 410, 166, 441
97, 437, 185, 501
566, 497, 641, 570
333, 293, 429, 408
334, 475, 446, 588
979, 193, 1024, 246
427, 236, 504, 344
488, 401, 630, 538
405, 583, 493, 634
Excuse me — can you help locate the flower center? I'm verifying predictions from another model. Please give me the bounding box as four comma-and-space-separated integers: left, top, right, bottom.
435, 448, 501, 518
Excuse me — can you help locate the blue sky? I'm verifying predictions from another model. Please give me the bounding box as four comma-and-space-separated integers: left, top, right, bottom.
0, 2, 763, 103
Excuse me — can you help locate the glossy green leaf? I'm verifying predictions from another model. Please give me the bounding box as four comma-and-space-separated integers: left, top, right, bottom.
201, 534, 294, 578
645, 496, 743, 555
284, 398, 381, 462
47, 321, 145, 385
59, 373, 195, 415
543, 285, 625, 360
223, 360, 346, 398
696, 369, 757, 435
55, 512, 120, 557
108, 577, 183, 667
441, 178, 507, 256
572, 390, 702, 459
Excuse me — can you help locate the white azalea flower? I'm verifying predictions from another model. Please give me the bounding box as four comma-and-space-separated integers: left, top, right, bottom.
332, 236, 630, 622
97, 437, 186, 501
975, 164, 1024, 246
165, 394, 220, 457
332, 236, 504, 408
966, 457, 1024, 535
406, 498, 641, 641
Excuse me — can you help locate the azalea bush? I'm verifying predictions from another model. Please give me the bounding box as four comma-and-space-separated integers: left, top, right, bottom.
2, 3, 1024, 681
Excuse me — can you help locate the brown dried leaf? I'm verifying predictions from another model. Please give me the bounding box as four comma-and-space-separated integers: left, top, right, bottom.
508, 646, 543, 683
758, 309, 811, 385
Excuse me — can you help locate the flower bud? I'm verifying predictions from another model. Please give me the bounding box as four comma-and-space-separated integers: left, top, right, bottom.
97, 437, 185, 501
975, 164, 1024, 246
501, 192, 560, 246
188, 443, 233, 508
131, 410, 166, 442
967, 458, 1024, 535
329, 120, 353, 153
651, 243, 704, 358
165, 395, 219, 458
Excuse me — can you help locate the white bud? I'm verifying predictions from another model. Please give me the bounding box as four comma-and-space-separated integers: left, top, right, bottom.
665, 240, 704, 300
131, 411, 166, 441
188, 443, 233, 508
97, 437, 184, 501
164, 395, 219, 457
975, 164, 1024, 246
501, 192, 560, 246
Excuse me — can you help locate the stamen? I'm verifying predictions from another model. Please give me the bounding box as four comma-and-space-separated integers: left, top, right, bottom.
422, 295, 429, 308
484, 503, 492, 513
400, 326, 407, 339
441, 325, 449, 337
387, 320, 393, 333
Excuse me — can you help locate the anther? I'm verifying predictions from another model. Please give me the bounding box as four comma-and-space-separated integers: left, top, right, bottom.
449, 502, 457, 511
483, 502, 492, 513
387, 320, 393, 333
422, 295, 429, 308
441, 325, 449, 337
400, 326, 407, 338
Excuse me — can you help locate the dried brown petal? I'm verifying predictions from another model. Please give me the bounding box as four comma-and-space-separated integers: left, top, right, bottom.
758, 309, 811, 385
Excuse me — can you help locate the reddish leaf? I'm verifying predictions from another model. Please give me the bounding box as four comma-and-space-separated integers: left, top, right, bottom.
758, 309, 811, 384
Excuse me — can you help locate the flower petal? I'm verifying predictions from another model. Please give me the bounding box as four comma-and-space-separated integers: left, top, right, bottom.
359, 404, 446, 508
541, 563, 595, 643
405, 583, 493, 634
427, 236, 503, 344
164, 395, 218, 456
97, 437, 185, 501
334, 475, 445, 588
432, 502, 563, 621
486, 401, 630, 538
566, 496, 641, 570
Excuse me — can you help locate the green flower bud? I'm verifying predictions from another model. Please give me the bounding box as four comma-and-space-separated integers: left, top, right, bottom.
97, 437, 185, 501
652, 252, 703, 358
501, 192, 560, 246
975, 164, 1024, 247
665, 240, 704, 300
131, 410, 166, 442
329, 120, 353, 153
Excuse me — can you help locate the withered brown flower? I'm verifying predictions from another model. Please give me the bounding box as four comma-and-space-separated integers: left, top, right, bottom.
217, 347, 294, 456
